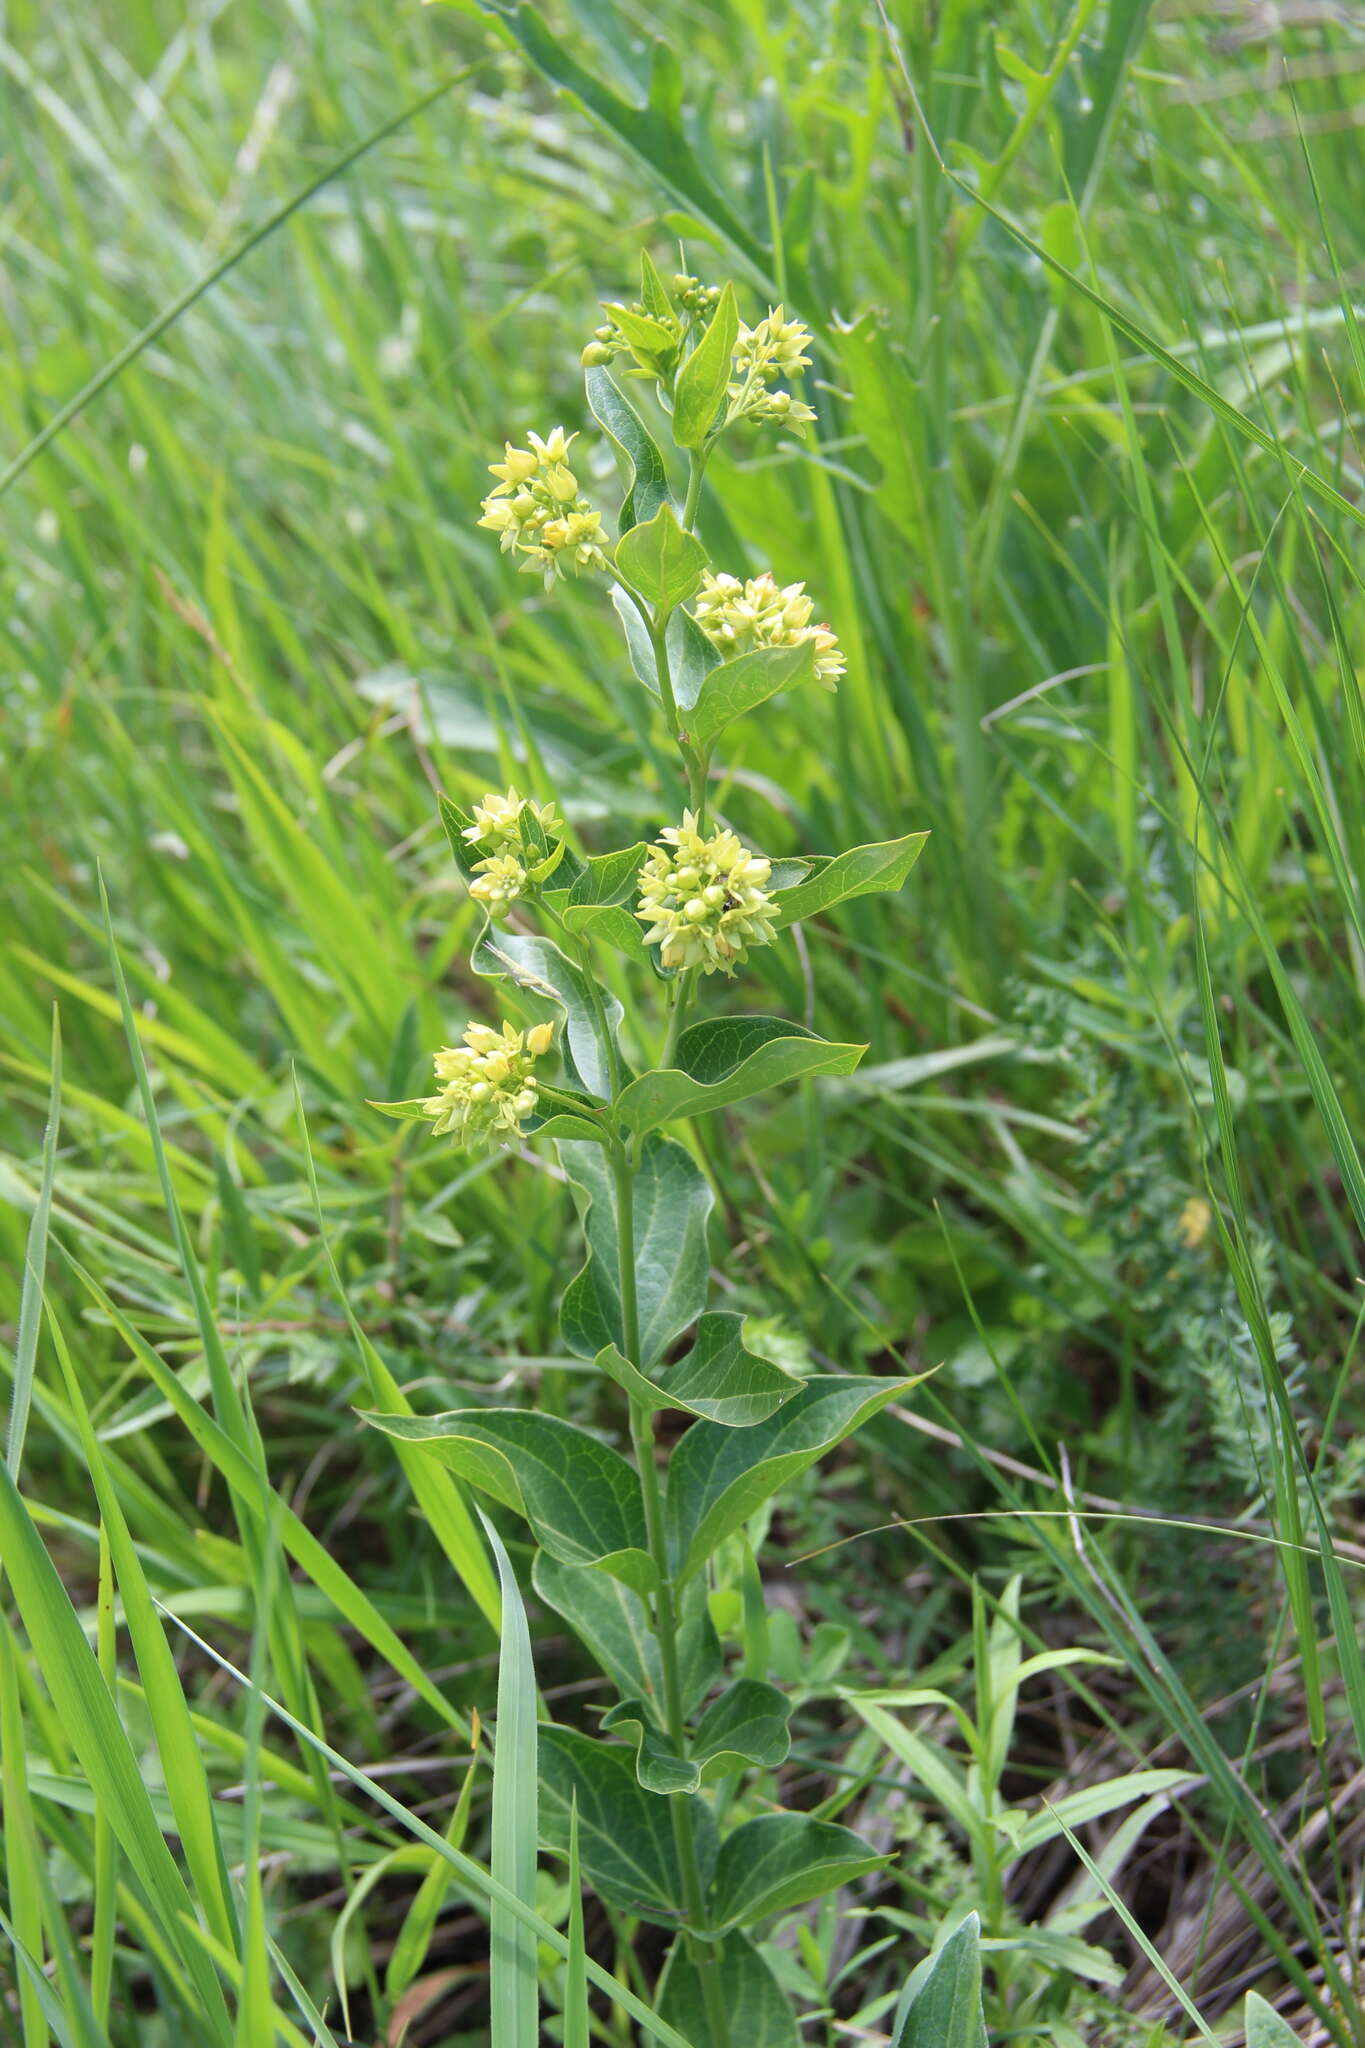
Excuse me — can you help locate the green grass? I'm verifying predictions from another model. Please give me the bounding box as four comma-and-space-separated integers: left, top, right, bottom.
3, 0, 1365, 2040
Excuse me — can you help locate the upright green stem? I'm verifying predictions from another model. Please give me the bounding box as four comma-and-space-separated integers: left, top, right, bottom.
681, 446, 709, 532
610, 1140, 732, 2048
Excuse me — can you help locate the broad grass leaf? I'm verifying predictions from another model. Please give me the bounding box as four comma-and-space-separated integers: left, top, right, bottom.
666, 1375, 914, 1580
891, 1913, 987, 2048
687, 640, 815, 750
472, 927, 625, 1101
362, 1410, 655, 1593
485, 1516, 539, 2048
538, 1725, 714, 1925
596, 1311, 800, 1426
657, 1930, 798, 2046
706, 1812, 886, 1931
532, 1553, 721, 1714
771, 834, 928, 929
604, 1679, 791, 1793
586, 365, 672, 532
672, 281, 739, 447
615, 1015, 865, 1137
559, 1134, 713, 1367
615, 500, 707, 610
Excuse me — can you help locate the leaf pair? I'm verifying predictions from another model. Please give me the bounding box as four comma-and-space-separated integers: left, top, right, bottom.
603, 1677, 790, 1794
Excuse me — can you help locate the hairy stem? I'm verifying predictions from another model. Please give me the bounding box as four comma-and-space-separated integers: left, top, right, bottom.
611, 1141, 732, 2048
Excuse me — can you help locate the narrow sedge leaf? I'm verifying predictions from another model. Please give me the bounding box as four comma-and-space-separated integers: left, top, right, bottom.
687, 640, 816, 751
673, 280, 739, 447
658, 1930, 798, 2047
485, 1515, 540, 2048
8, 1006, 60, 1480
891, 1913, 987, 2048
596, 1311, 800, 1427
614, 500, 707, 611
705, 1812, 886, 1930
771, 833, 928, 928
563, 1794, 589, 2048
615, 1015, 865, 1137
362, 1409, 656, 1593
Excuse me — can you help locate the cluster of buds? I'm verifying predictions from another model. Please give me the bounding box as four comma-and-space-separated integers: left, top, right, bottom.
636, 813, 777, 976
422, 1021, 555, 1148
463, 786, 561, 853
727, 306, 817, 429
673, 272, 722, 319
693, 569, 845, 688
477, 429, 609, 581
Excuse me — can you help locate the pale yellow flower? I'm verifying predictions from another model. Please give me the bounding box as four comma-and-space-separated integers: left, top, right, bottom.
693, 569, 844, 689
636, 812, 777, 976
477, 429, 609, 579
423, 1021, 555, 1147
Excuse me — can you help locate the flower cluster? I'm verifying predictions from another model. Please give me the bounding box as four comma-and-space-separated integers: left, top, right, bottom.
477, 429, 609, 581
463, 786, 561, 853
693, 569, 845, 688
636, 813, 777, 975
422, 1021, 555, 1147
727, 305, 817, 429
469, 852, 526, 919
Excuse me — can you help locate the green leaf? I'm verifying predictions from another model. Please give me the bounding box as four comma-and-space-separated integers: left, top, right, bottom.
533, 1553, 720, 1716
639, 249, 673, 319
596, 1312, 800, 1427
553, 843, 653, 966
361, 1411, 655, 1594
615, 500, 708, 611
706, 1813, 886, 1931
666, 1375, 914, 1581
8, 1004, 60, 1480
612, 582, 719, 710
471, 927, 624, 1101
771, 833, 929, 929
365, 1096, 429, 1123
658, 1930, 798, 2046
559, 1135, 713, 1367
891, 1914, 987, 2048
585, 365, 671, 532
1245, 1992, 1303, 2047
673, 282, 739, 448
602, 299, 677, 374
604, 1679, 791, 1794
437, 791, 486, 886
485, 1517, 539, 2048
999, 1769, 1195, 1856
538, 1726, 715, 1927
615, 1015, 865, 1138
687, 640, 816, 750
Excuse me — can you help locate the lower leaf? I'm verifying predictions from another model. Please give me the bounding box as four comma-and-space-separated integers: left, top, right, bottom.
538, 1725, 716, 1927
705, 1812, 887, 1932
657, 1930, 798, 2047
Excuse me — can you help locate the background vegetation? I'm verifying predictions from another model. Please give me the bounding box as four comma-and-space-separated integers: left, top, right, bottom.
3, 0, 1364, 2040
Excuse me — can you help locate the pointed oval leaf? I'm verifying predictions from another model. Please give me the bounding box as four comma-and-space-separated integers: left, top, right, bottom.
533, 1553, 720, 1716
559, 1135, 713, 1367
615, 501, 708, 612
657, 1930, 798, 2047
772, 833, 929, 929
538, 1726, 716, 1927
471, 927, 624, 1101
673, 281, 739, 448
615, 1016, 866, 1138
611, 582, 720, 710
585, 365, 671, 532
361, 1411, 654, 1591
706, 1813, 886, 1932
603, 1679, 790, 1795
686, 640, 816, 751
556, 845, 654, 966
891, 1913, 987, 2048
1245, 1992, 1304, 2047
666, 1375, 914, 1581
597, 1312, 800, 1427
